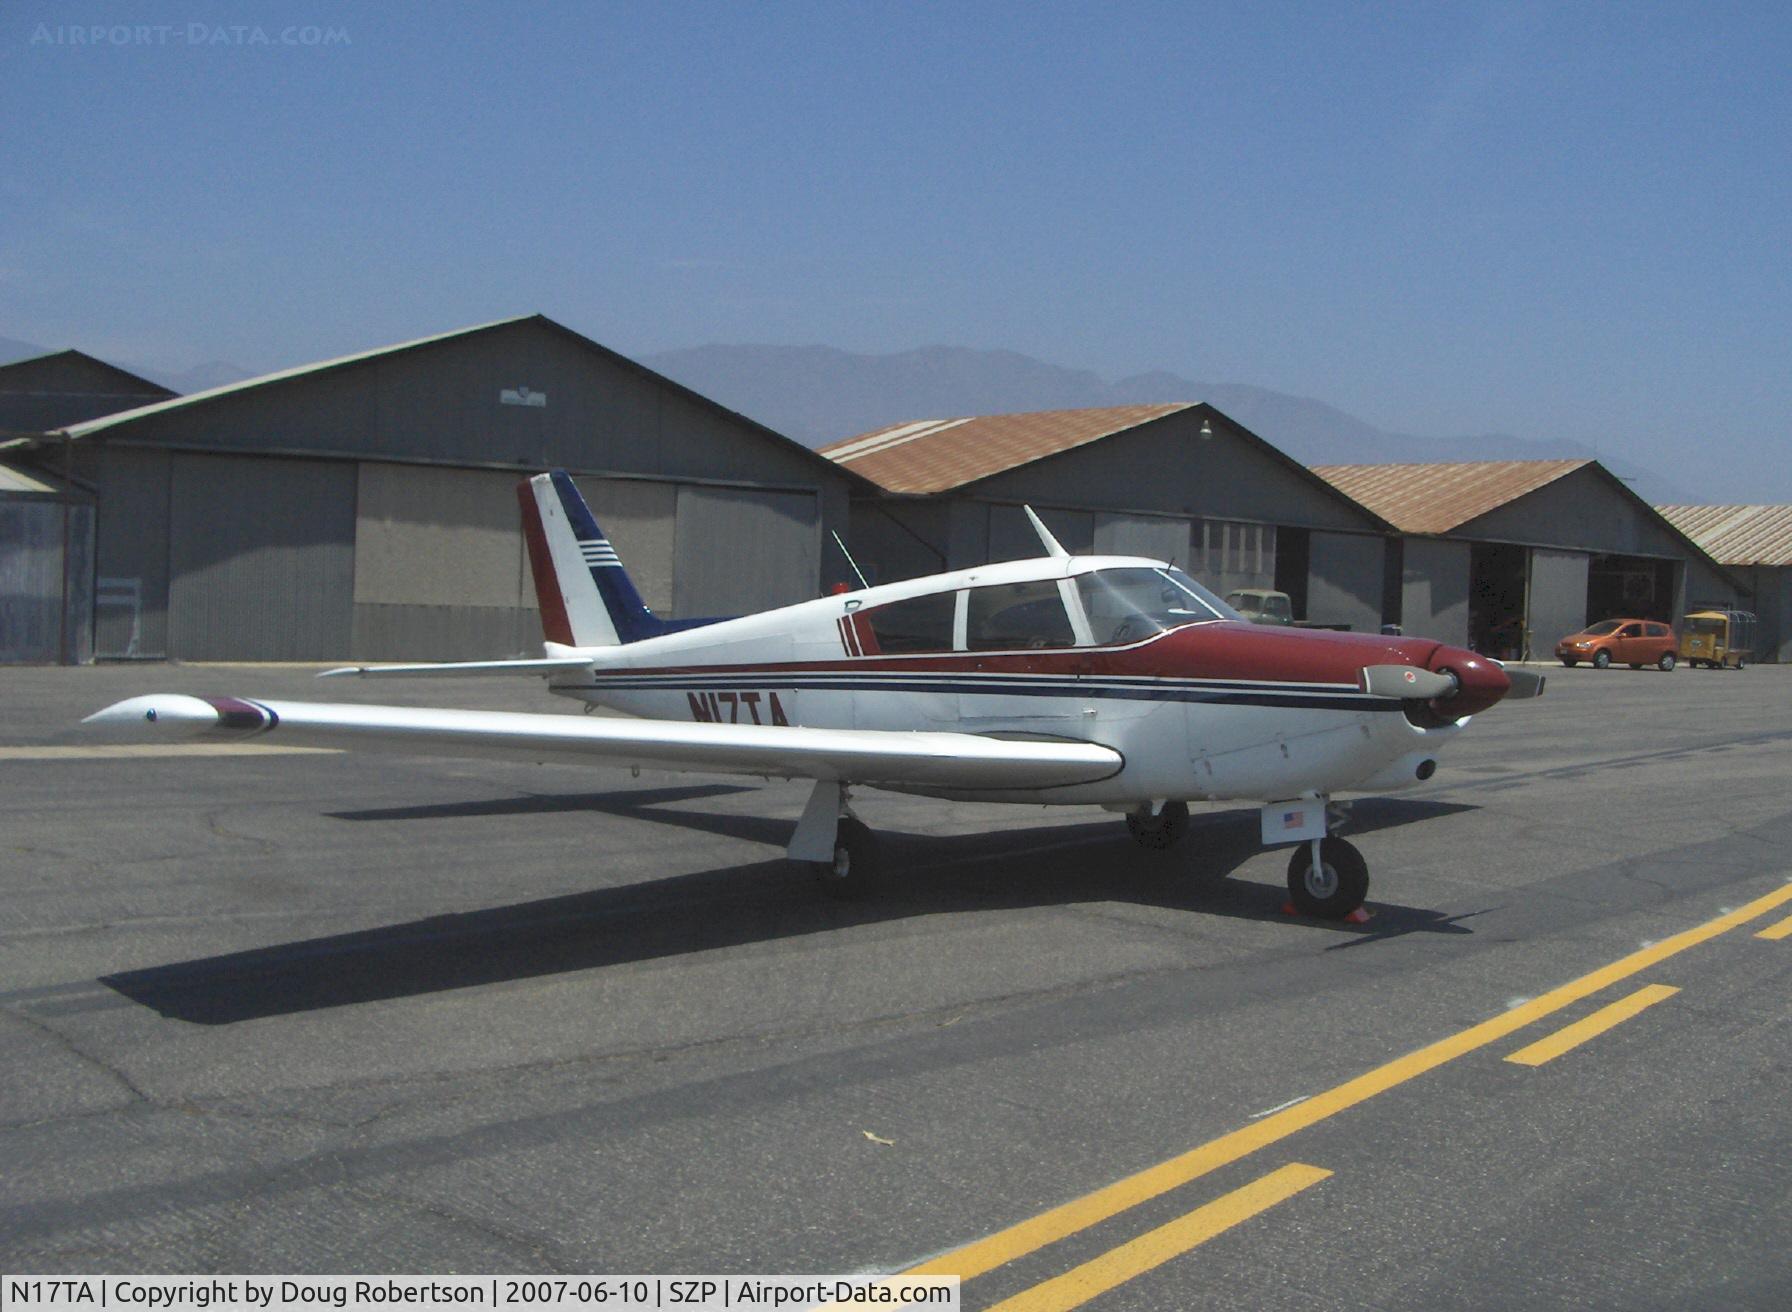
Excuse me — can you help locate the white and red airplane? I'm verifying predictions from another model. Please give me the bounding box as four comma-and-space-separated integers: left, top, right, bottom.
87, 471, 1543, 919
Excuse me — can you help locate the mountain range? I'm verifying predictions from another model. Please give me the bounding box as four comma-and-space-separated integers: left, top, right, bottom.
0, 335, 253, 397
3, 332, 1696, 502
642, 344, 1698, 504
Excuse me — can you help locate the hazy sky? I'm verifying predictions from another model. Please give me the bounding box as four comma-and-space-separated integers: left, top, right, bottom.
4, 1, 1788, 499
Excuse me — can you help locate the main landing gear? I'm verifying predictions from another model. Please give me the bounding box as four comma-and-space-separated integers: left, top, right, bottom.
789, 780, 883, 899
1125, 800, 1190, 850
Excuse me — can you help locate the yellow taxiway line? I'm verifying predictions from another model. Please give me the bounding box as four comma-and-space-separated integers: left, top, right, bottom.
1504, 984, 1680, 1067
906, 880, 1792, 1286
1755, 912, 1792, 941
982, 1164, 1331, 1312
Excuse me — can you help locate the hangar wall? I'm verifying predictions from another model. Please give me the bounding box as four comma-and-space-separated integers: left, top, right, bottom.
1400, 537, 1470, 646
352, 463, 538, 660
1469, 468, 1733, 613
844, 410, 1388, 629
1307, 531, 1384, 634
968, 410, 1373, 534
1471, 470, 1685, 558
1766, 569, 1792, 664
672, 485, 820, 618
104, 325, 846, 514
1527, 549, 1591, 654
843, 501, 951, 586
1093, 512, 1194, 566
67, 318, 857, 662
1731, 564, 1791, 664
0, 495, 92, 664
167, 455, 356, 661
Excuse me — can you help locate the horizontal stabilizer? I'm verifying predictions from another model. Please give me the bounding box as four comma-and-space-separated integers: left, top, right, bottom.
83, 695, 1125, 791
319, 657, 593, 680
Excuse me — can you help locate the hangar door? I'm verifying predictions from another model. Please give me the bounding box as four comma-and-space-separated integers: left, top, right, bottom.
167, 455, 356, 660
1094, 513, 1191, 569
672, 486, 819, 618
0, 498, 92, 663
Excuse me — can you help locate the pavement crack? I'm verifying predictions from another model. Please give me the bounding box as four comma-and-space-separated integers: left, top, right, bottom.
1, 1005, 153, 1111
342, 1182, 562, 1266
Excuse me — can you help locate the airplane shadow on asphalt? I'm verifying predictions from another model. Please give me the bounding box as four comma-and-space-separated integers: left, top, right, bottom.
102, 788, 1481, 1025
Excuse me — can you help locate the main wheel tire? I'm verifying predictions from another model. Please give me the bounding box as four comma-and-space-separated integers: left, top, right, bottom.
1560, 658, 1578, 667
1593, 649, 1612, 669
815, 817, 882, 900
1126, 800, 1190, 850
1658, 652, 1676, 672
1286, 837, 1369, 920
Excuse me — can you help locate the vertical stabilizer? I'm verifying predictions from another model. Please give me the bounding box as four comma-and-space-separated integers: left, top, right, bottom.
517, 472, 632, 646
518, 470, 735, 647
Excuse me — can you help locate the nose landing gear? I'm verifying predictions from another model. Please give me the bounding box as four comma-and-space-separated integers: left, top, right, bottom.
1267, 797, 1369, 921
1286, 835, 1369, 919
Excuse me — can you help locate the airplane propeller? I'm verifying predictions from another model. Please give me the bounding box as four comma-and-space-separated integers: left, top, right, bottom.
1360, 664, 1458, 700
1501, 667, 1547, 698
1361, 662, 1546, 702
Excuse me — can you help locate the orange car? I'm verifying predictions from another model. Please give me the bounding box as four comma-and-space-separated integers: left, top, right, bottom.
1556, 618, 1678, 670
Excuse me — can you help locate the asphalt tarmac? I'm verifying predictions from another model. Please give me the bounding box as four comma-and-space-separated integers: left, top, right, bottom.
2, 660, 1788, 1309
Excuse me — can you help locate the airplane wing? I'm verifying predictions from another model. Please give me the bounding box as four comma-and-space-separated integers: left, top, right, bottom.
83, 695, 1124, 791
318, 657, 593, 679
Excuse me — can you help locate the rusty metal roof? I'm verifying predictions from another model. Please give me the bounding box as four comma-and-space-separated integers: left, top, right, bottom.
819, 403, 1194, 494
1657, 504, 1792, 567
1311, 459, 1590, 534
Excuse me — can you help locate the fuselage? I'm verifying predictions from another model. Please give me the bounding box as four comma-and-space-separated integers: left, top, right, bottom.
544, 555, 1510, 805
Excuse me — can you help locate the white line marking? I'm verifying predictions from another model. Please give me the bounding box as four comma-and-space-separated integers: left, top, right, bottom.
1249, 1095, 1309, 1119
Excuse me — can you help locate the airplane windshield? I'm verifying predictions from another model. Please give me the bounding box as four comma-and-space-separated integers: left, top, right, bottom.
1076, 567, 1239, 644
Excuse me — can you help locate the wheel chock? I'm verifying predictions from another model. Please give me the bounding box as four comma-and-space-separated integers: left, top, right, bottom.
1280, 901, 1373, 924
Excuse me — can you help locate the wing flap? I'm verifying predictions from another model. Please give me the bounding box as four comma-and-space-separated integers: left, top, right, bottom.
83, 695, 1124, 791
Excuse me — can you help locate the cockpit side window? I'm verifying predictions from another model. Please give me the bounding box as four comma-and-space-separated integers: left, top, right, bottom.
966, 579, 1076, 650
1076, 567, 1236, 644
862, 590, 957, 654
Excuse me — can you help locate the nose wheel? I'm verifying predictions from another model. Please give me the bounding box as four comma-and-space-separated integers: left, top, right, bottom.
1286, 836, 1369, 920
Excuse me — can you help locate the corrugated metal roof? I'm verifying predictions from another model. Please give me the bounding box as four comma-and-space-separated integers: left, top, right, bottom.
56, 316, 535, 439
1311, 459, 1590, 534
818, 403, 1194, 493
1657, 504, 1792, 567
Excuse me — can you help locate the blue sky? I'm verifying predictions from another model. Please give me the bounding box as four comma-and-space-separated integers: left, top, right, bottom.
4, 1, 1789, 499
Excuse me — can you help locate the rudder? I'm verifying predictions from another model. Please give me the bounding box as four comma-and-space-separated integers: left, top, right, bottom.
517, 471, 659, 646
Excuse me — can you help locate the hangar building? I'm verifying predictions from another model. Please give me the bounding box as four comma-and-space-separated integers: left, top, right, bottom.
1, 351, 174, 663
0, 349, 176, 431
1657, 504, 1792, 663
1316, 460, 1741, 658
14, 316, 862, 662
821, 404, 1396, 634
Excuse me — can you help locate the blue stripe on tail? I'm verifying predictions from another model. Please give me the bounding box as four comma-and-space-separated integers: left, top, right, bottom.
547, 470, 730, 644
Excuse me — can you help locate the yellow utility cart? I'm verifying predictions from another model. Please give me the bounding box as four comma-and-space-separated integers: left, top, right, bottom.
1678, 608, 1757, 669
